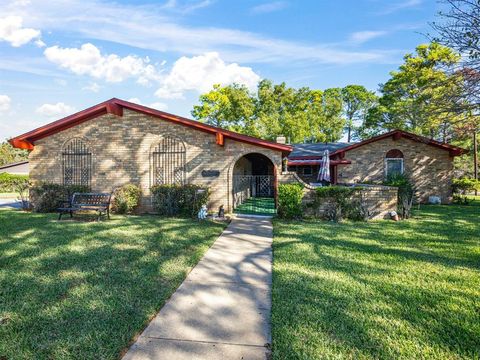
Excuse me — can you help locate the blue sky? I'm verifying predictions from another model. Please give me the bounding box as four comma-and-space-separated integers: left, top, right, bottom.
0, 0, 444, 140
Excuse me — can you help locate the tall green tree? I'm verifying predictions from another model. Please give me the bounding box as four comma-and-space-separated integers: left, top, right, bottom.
362, 42, 463, 142
341, 85, 377, 142
192, 79, 345, 143
191, 83, 256, 136
0, 141, 28, 167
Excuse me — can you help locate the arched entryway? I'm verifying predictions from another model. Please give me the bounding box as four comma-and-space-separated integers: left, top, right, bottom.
232, 153, 276, 215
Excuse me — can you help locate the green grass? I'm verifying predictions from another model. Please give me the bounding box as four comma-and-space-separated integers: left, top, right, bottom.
234, 197, 276, 215
0, 210, 226, 359
272, 203, 480, 360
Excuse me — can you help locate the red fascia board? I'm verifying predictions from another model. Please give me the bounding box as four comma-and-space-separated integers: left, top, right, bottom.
8, 98, 293, 154
329, 130, 467, 157
115, 99, 293, 153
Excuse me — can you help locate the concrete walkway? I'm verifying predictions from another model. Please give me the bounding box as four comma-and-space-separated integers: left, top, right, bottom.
123, 217, 273, 360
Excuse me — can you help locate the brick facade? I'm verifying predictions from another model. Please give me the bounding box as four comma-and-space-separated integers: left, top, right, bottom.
336, 136, 454, 203
28, 109, 283, 213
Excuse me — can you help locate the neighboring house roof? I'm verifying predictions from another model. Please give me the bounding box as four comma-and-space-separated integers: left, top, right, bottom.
0, 160, 29, 170
8, 98, 293, 155
289, 129, 467, 161
289, 142, 351, 158
0, 161, 29, 174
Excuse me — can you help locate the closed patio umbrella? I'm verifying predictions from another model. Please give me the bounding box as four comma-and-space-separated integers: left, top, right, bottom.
317, 150, 331, 183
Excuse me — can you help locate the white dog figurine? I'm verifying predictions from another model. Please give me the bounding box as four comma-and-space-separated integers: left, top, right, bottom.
198, 204, 208, 220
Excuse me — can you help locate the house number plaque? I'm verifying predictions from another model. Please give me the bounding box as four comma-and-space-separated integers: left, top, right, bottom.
201, 170, 220, 177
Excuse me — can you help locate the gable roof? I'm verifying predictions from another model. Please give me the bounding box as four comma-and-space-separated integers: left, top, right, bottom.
8, 98, 293, 154
288, 129, 467, 160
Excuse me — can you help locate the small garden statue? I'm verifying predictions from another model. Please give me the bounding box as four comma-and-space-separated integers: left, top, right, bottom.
218, 205, 225, 218
198, 204, 208, 220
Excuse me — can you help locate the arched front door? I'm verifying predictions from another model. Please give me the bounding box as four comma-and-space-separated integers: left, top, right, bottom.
232, 153, 276, 215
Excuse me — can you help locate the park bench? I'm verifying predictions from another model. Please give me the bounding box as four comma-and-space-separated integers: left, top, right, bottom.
57, 192, 111, 221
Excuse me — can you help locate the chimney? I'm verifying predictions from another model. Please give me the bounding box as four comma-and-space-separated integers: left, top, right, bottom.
276, 135, 286, 144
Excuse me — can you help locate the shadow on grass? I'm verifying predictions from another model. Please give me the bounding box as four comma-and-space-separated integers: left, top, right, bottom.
272, 203, 480, 359
0, 210, 225, 360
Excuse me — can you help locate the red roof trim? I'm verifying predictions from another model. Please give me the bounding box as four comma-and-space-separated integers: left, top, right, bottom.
330, 129, 467, 157
8, 98, 292, 154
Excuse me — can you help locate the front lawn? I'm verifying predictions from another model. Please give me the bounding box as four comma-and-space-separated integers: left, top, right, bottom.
272, 203, 480, 359
0, 210, 225, 359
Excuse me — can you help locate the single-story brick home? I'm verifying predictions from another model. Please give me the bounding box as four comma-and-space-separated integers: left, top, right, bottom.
9, 98, 466, 212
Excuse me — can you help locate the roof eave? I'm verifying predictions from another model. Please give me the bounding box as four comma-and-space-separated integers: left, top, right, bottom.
9, 98, 293, 154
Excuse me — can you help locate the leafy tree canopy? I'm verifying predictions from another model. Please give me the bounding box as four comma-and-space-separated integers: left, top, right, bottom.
192, 79, 346, 143
361, 42, 463, 142
0, 141, 28, 167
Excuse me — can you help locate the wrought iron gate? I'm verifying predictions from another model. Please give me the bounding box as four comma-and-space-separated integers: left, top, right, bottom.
233, 175, 275, 214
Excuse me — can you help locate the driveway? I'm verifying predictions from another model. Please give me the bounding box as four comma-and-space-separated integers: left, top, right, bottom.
123, 216, 273, 360
0, 197, 22, 209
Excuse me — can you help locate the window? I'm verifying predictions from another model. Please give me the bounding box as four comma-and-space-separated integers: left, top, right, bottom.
303, 166, 312, 175
62, 138, 92, 187
385, 149, 404, 178
152, 135, 186, 185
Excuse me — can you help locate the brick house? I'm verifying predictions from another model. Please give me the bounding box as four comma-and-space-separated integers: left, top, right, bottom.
9, 98, 466, 212
9, 98, 291, 213
287, 130, 467, 203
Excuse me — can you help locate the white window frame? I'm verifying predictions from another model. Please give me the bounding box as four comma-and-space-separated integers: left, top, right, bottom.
385, 158, 404, 178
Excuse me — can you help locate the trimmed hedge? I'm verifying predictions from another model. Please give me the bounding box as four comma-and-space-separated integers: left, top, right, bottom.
0, 173, 29, 192
30, 183, 90, 213
151, 184, 210, 217
315, 186, 365, 222
112, 184, 142, 214
277, 183, 304, 219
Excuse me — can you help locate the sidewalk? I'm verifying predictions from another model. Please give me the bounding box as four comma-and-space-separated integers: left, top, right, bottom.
123, 217, 273, 360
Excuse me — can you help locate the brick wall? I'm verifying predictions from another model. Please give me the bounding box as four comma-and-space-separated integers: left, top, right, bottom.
29, 109, 283, 213
279, 172, 397, 219
336, 136, 454, 203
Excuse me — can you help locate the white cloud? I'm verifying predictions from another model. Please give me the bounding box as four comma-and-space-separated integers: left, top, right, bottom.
377, 0, 422, 15
349, 31, 387, 44
0, 16, 41, 47
0, 95, 11, 112
0, 0, 395, 66
44, 43, 161, 84
82, 82, 101, 92
127, 98, 168, 111
251, 1, 288, 14
155, 52, 260, 99
36, 102, 75, 117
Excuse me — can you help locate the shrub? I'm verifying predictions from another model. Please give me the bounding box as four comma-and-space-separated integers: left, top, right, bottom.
30, 183, 90, 213
0, 173, 29, 192
112, 184, 141, 214
384, 173, 415, 219
452, 178, 480, 205
277, 183, 304, 219
315, 186, 363, 222
151, 184, 210, 217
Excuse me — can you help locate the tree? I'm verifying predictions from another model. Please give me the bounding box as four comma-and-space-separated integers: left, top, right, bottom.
341, 85, 378, 142
362, 42, 463, 142
431, 0, 480, 183
192, 80, 346, 143
191, 83, 256, 136
0, 141, 28, 167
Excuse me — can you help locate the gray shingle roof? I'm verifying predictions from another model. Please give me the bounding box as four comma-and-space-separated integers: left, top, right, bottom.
289, 142, 352, 158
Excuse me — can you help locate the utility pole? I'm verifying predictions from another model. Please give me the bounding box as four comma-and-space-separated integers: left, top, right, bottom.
474, 129, 478, 195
